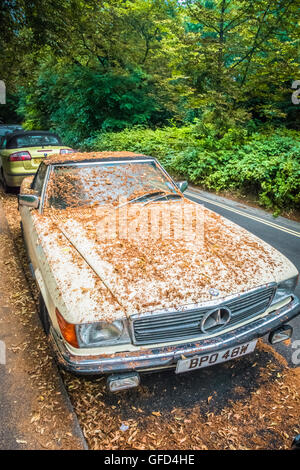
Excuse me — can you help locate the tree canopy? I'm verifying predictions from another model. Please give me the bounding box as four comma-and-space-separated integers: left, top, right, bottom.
0, 0, 299, 133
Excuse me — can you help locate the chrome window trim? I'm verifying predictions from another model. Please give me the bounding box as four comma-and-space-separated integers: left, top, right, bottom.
39, 157, 180, 213
51, 158, 156, 167
39, 164, 52, 214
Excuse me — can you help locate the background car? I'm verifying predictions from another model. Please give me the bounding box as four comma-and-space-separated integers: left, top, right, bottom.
0, 124, 23, 138
0, 130, 74, 191
0, 124, 23, 152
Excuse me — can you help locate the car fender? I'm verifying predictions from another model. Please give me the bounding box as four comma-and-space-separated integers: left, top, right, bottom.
35, 267, 60, 332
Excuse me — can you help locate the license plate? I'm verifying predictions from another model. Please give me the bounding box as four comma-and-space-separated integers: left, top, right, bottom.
175, 340, 257, 374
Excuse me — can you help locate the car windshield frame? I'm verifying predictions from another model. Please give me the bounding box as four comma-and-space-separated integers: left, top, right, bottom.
40, 158, 181, 213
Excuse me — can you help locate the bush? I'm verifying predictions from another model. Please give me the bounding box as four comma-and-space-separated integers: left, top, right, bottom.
81, 125, 300, 213
17, 65, 168, 146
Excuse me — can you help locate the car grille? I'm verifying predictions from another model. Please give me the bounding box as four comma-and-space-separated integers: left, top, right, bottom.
131, 285, 276, 345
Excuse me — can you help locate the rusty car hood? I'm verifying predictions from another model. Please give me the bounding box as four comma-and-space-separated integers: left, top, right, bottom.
33, 199, 297, 323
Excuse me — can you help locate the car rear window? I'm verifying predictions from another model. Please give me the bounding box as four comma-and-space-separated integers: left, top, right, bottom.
6, 133, 61, 149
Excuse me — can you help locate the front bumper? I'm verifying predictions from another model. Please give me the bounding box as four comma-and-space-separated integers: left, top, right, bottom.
50, 295, 300, 375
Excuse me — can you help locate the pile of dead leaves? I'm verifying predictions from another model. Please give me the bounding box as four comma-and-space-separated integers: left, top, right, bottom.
61, 351, 300, 450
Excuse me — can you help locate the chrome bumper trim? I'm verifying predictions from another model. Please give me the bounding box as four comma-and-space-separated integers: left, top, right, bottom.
50, 295, 300, 375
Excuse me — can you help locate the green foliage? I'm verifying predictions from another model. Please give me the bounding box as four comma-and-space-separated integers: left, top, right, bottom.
82, 125, 300, 213
175, 0, 300, 126
6, 0, 299, 130
0, 94, 21, 124
2, 0, 300, 213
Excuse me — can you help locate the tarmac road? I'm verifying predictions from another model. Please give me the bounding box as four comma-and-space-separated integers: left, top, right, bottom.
185, 187, 300, 367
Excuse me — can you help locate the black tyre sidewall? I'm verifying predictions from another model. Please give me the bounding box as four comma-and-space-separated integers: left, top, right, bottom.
1, 169, 9, 193
38, 293, 50, 335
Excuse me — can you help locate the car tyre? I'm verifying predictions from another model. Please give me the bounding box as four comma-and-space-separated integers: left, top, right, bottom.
1, 169, 10, 193
38, 293, 50, 335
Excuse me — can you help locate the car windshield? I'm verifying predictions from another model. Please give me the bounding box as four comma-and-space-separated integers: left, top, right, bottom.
46, 161, 180, 210
7, 133, 61, 149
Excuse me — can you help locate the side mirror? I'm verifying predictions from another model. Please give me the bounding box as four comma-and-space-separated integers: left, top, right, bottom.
177, 181, 188, 193
18, 193, 40, 209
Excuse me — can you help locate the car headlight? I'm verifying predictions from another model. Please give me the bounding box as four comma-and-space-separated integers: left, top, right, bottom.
75, 320, 131, 348
272, 275, 298, 305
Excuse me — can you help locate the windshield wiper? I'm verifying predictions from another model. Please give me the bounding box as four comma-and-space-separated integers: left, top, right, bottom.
116, 190, 169, 209
143, 192, 182, 205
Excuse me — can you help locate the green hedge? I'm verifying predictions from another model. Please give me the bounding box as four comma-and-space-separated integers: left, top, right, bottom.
17, 66, 170, 145
80, 126, 300, 214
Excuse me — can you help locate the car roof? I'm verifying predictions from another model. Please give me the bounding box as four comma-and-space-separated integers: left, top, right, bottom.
44, 151, 152, 166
